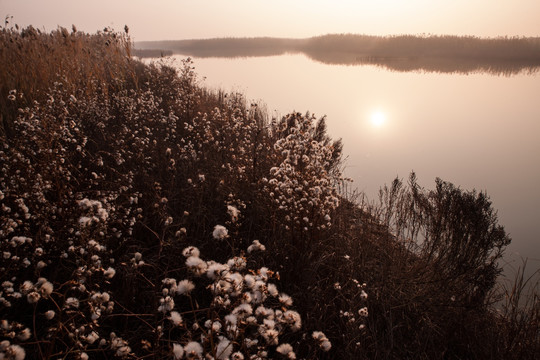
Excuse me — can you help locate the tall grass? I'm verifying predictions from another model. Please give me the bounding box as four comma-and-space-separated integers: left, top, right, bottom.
0, 24, 538, 359
0, 21, 136, 138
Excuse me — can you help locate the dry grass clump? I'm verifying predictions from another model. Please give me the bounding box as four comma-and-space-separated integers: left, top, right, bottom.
0, 24, 538, 359
0, 20, 138, 139
334, 174, 538, 359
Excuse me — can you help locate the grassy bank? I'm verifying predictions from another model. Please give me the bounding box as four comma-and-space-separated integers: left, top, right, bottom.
1, 25, 538, 359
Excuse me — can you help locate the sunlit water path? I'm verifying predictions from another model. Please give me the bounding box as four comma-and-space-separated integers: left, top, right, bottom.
165, 54, 540, 276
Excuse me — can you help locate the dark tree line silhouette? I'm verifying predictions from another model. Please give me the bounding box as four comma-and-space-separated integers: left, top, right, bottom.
136, 34, 540, 75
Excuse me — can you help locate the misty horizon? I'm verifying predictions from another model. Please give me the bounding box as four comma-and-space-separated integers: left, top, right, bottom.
135, 34, 540, 75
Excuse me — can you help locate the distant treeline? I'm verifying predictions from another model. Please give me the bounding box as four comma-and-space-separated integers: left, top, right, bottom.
131, 48, 173, 58
136, 37, 305, 58
135, 34, 540, 75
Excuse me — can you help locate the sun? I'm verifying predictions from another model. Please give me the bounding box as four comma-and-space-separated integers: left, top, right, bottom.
370, 111, 386, 127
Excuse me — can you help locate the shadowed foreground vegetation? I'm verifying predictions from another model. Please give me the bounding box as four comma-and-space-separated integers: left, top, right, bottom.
1, 24, 539, 359
136, 34, 540, 75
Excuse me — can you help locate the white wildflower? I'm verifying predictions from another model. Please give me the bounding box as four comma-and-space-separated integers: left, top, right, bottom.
267, 283, 279, 297
358, 307, 368, 317
176, 228, 187, 237
207, 263, 228, 280
227, 256, 246, 271
211, 321, 222, 332
312, 331, 332, 352
27, 291, 40, 304
103, 267, 116, 279
17, 328, 31, 341
231, 352, 244, 360
262, 319, 275, 330
84, 331, 99, 344
227, 205, 240, 222
158, 296, 175, 313
244, 338, 258, 348
39, 281, 53, 296
78, 216, 93, 227
65, 297, 80, 308
185, 256, 207, 276
91, 292, 110, 303
225, 313, 238, 326
212, 225, 228, 240
232, 303, 253, 317
279, 293, 293, 307
283, 310, 302, 332
172, 343, 184, 359
182, 246, 200, 258
262, 328, 279, 345
110, 333, 131, 357
321, 339, 332, 352
247, 240, 266, 253
3, 343, 25, 360
176, 279, 195, 295
169, 311, 183, 326
255, 306, 274, 319
45, 310, 55, 320
184, 341, 203, 358
216, 336, 232, 360
276, 343, 295, 358
258, 267, 270, 281
244, 274, 255, 288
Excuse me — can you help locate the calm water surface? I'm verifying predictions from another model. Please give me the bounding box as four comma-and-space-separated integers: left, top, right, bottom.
171, 54, 540, 271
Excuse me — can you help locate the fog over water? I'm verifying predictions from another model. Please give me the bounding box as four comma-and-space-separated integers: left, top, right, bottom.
161, 53, 540, 273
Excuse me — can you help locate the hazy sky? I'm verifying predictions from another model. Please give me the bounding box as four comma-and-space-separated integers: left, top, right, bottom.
2, 0, 540, 41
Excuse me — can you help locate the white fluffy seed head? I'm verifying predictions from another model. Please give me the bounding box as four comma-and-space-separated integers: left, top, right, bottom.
212, 225, 228, 240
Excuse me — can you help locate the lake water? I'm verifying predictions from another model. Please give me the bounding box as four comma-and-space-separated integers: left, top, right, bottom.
168, 53, 540, 275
